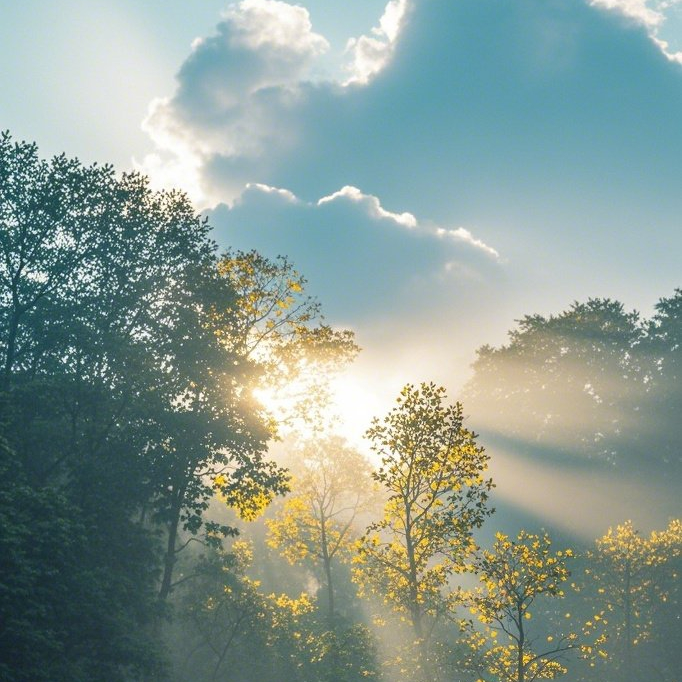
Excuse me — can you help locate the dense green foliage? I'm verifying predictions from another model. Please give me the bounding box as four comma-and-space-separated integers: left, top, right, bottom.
0, 133, 352, 680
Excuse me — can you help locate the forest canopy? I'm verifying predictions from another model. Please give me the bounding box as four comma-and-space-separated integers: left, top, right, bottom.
0, 134, 679, 682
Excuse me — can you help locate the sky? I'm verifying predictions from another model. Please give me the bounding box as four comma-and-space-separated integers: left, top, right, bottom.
2, 0, 681, 534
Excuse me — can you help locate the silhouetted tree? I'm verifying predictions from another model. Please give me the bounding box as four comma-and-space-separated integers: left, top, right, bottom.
464, 298, 647, 466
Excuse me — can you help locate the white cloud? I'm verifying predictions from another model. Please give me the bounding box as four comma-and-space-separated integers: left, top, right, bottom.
246, 182, 300, 203
344, 0, 411, 85
223, 0, 329, 55
590, 0, 665, 28
589, 0, 682, 63
136, 0, 329, 205
318, 185, 418, 228
437, 227, 501, 261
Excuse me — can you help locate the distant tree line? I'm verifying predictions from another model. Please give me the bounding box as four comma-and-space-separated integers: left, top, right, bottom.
463, 296, 682, 473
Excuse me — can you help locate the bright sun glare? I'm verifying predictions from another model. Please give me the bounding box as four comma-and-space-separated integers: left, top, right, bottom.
254, 370, 383, 448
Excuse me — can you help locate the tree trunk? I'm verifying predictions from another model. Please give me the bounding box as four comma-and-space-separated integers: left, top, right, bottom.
624, 562, 633, 682
2, 308, 20, 391
405, 516, 431, 682
320, 518, 335, 620
518, 602, 525, 682
158, 492, 183, 601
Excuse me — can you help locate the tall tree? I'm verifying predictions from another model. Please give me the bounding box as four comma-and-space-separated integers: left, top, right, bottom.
154, 251, 357, 601
267, 435, 377, 620
354, 382, 493, 681
0, 132, 232, 676
464, 299, 644, 465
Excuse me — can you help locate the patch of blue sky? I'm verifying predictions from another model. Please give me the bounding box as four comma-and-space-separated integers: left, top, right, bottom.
657, 2, 682, 54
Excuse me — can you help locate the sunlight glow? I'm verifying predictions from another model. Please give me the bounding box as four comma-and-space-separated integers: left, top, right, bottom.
326, 372, 384, 445
253, 369, 383, 447
489, 447, 679, 539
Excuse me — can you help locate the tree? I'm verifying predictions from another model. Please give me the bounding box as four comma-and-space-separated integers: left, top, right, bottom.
0, 132, 287, 605
462, 531, 603, 682
174, 540, 379, 682
174, 540, 310, 682
216, 250, 358, 431
267, 435, 377, 620
0, 132, 211, 488
583, 519, 682, 682
354, 382, 493, 681
463, 299, 645, 466
154, 250, 357, 601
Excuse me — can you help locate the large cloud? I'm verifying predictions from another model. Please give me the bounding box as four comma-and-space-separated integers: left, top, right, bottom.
139, 0, 330, 203
140, 0, 682, 228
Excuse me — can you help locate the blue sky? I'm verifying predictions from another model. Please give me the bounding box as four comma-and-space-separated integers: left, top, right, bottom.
1, 0, 681, 486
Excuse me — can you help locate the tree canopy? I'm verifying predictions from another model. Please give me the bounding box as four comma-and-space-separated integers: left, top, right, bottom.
464, 296, 682, 472
1, 132, 679, 682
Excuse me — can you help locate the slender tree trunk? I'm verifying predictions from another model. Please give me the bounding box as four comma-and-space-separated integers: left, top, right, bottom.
518, 601, 525, 682
159, 491, 183, 601
624, 563, 633, 681
320, 517, 335, 620
405, 514, 431, 682
324, 557, 335, 620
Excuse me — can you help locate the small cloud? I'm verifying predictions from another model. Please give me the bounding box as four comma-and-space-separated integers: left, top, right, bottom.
316, 186, 499, 260
210, 182, 503, 321
344, 0, 411, 85
652, 34, 682, 64
437, 227, 501, 260
589, 0, 682, 63
246, 182, 300, 203
318, 185, 418, 228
